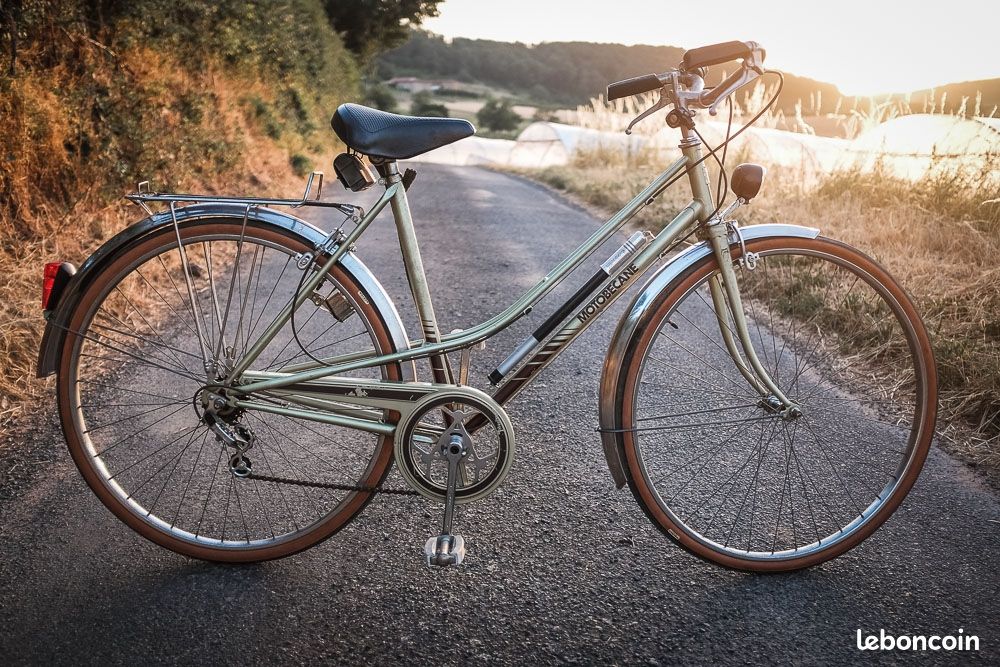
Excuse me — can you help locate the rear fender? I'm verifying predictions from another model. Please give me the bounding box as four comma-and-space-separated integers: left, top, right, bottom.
598, 223, 820, 488
37, 204, 414, 380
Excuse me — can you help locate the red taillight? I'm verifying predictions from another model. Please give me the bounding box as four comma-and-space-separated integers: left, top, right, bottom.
42, 262, 61, 310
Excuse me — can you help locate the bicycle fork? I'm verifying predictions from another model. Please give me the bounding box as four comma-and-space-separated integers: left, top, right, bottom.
702, 218, 799, 416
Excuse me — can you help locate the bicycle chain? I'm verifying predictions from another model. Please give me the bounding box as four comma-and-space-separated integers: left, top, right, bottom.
246, 472, 419, 496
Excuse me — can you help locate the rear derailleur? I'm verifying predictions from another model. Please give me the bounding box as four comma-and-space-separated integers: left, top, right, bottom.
199, 389, 255, 477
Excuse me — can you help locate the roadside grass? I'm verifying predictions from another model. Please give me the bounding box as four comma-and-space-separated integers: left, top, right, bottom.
0, 4, 357, 428
0, 51, 316, 425
517, 151, 1000, 476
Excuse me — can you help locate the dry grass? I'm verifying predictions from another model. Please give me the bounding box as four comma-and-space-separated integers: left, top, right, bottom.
1, 0, 362, 426
519, 151, 1000, 475
0, 45, 342, 427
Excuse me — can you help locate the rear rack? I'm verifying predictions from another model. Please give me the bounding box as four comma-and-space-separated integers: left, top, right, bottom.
124, 171, 363, 219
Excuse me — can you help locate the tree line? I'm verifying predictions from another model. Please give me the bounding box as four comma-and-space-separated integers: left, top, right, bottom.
378, 30, 843, 113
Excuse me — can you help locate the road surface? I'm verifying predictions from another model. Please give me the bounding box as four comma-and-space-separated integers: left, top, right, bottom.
1, 164, 997, 665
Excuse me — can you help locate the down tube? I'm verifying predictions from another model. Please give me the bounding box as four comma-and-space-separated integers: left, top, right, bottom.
492, 201, 702, 406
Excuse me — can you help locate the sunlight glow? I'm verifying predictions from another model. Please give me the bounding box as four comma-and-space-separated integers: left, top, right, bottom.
423, 0, 1000, 96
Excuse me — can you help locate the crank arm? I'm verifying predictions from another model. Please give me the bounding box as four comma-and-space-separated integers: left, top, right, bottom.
425, 431, 467, 567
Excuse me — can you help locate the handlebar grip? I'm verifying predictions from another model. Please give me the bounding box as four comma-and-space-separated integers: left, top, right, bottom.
682, 41, 756, 70
607, 74, 663, 101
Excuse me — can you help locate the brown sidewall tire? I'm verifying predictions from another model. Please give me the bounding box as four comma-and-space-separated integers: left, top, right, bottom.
617, 236, 937, 572
57, 221, 403, 563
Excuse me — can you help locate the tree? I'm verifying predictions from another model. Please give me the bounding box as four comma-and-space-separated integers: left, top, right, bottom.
410, 90, 448, 117
364, 82, 398, 112
324, 0, 442, 63
477, 97, 520, 132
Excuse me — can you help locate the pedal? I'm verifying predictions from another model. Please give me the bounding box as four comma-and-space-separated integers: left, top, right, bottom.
424, 534, 466, 567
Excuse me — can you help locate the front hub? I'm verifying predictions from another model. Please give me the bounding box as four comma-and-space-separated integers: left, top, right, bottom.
759, 394, 802, 421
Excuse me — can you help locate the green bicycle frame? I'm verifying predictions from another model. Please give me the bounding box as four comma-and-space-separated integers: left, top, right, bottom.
225, 131, 789, 434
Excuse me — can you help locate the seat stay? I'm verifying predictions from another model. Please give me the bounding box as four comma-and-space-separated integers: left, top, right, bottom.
224, 182, 398, 381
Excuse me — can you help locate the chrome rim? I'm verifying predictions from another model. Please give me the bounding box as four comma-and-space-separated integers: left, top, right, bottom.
68, 227, 391, 550
631, 244, 928, 562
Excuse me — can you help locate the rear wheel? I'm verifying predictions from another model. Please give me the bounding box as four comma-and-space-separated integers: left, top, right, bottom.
616, 236, 937, 571
58, 219, 403, 562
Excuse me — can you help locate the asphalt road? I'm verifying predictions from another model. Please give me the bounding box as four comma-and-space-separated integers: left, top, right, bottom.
1, 164, 997, 665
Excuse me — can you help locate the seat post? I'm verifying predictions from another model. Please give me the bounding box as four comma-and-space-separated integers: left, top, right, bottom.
381, 161, 455, 384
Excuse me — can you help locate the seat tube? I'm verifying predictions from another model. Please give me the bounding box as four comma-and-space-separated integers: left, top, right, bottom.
384, 162, 454, 384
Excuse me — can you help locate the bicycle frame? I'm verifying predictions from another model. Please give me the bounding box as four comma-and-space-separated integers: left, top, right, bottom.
217, 128, 785, 435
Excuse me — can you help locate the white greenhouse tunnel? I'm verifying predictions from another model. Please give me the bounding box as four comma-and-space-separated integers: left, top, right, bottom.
408, 114, 1000, 186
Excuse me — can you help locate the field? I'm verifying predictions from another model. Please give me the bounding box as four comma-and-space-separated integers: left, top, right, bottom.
516, 145, 1000, 477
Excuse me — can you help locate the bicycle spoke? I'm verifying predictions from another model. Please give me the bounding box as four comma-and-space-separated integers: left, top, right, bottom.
629, 241, 932, 565
171, 430, 212, 529
77, 379, 185, 402
64, 220, 400, 554
132, 426, 205, 506
637, 402, 760, 423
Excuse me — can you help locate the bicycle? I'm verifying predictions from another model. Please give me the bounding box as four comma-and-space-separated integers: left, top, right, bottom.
37, 41, 937, 572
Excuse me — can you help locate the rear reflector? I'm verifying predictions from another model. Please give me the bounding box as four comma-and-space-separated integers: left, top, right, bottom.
42, 261, 78, 311
42, 260, 79, 311
42, 263, 61, 310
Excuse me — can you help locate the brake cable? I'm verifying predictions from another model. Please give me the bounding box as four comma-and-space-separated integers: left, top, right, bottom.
694, 97, 735, 221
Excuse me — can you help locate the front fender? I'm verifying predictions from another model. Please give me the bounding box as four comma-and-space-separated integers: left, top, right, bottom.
598, 223, 820, 489
37, 203, 413, 380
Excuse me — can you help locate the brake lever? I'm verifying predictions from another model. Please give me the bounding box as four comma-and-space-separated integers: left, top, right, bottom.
625, 88, 670, 135
702, 47, 766, 116
706, 67, 758, 116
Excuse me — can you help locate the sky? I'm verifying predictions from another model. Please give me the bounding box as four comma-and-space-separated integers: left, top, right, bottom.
422, 0, 1000, 96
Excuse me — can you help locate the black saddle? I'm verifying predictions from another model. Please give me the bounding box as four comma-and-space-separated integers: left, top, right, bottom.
331, 103, 475, 160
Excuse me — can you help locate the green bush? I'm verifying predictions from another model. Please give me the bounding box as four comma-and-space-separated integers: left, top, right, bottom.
1, 0, 362, 215
243, 96, 284, 139
323, 0, 443, 62
87, 0, 359, 154
410, 91, 449, 117
477, 97, 520, 131
290, 153, 314, 177
364, 83, 398, 112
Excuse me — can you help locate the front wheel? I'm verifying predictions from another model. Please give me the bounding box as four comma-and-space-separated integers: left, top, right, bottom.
616, 236, 937, 571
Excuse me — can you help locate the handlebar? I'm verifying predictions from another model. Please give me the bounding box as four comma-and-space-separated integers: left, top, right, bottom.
607, 73, 666, 101
682, 40, 764, 71
606, 40, 766, 115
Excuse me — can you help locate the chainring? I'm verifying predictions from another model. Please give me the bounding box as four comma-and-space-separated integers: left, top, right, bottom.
393, 389, 515, 503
